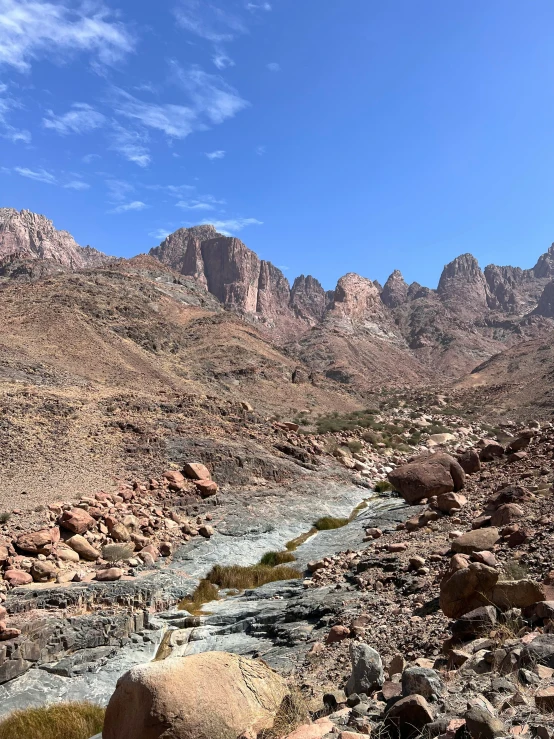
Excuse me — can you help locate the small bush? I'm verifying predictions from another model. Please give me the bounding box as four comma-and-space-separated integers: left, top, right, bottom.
347, 439, 363, 453
179, 578, 220, 614
313, 516, 349, 531
102, 543, 135, 563
0, 513, 11, 525
260, 551, 296, 567
0, 702, 105, 739
501, 559, 529, 581
259, 688, 309, 739
206, 563, 301, 590
374, 480, 393, 493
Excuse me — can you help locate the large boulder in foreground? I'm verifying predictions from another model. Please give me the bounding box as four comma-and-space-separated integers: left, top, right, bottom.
103, 651, 289, 739
388, 453, 465, 504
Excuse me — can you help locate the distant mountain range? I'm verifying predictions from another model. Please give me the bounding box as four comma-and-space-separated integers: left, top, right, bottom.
3, 205, 554, 392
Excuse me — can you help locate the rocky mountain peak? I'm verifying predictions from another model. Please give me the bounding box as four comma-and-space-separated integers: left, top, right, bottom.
0, 207, 111, 270
533, 243, 554, 279
534, 280, 554, 317
289, 274, 328, 324
330, 272, 385, 323
381, 269, 409, 308
437, 253, 488, 313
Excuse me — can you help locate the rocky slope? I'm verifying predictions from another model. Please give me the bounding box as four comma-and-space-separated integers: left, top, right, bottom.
0, 208, 112, 270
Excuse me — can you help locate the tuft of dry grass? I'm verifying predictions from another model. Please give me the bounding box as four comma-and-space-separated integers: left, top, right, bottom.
206, 563, 302, 590
258, 688, 309, 739
0, 702, 105, 739
313, 516, 348, 531
260, 551, 297, 567
102, 542, 135, 563
179, 578, 220, 614
501, 559, 529, 581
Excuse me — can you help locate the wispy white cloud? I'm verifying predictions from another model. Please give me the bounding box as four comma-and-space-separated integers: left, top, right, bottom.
213, 48, 234, 70
202, 217, 262, 235
109, 200, 147, 214
0, 0, 135, 72
176, 193, 225, 210
82, 153, 101, 164
112, 65, 247, 148
206, 149, 225, 160
64, 179, 90, 190
256, 144, 266, 155
43, 103, 106, 135
109, 122, 151, 167
246, 2, 271, 10
174, 1, 246, 43
0, 87, 31, 143
14, 166, 57, 184
105, 178, 134, 202
149, 228, 172, 240
277, 265, 289, 271
267, 62, 280, 72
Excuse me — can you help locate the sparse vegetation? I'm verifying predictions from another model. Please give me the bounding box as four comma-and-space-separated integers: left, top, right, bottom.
501, 559, 529, 581
179, 578, 220, 614
260, 550, 296, 566
259, 688, 309, 739
313, 516, 349, 531
0, 512, 11, 525
102, 543, 134, 563
374, 480, 393, 493
0, 702, 105, 739
347, 439, 363, 453
285, 528, 317, 551
206, 563, 302, 590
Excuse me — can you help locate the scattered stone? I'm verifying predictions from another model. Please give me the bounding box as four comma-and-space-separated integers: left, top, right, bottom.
96, 568, 123, 582
451, 528, 501, 554
385, 695, 434, 737
345, 642, 384, 696
59, 508, 95, 535
66, 534, 100, 561
183, 462, 211, 481
401, 667, 444, 701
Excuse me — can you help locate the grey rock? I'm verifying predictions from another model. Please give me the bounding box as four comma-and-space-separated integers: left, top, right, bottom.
401, 667, 444, 701
345, 642, 384, 696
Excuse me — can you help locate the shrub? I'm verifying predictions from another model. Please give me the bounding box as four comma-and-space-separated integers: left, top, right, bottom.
501, 559, 529, 581
0, 513, 11, 525
313, 516, 349, 531
260, 551, 296, 567
0, 702, 105, 739
179, 578, 220, 614
259, 688, 309, 739
102, 543, 135, 563
206, 563, 302, 590
347, 439, 363, 453
374, 480, 393, 493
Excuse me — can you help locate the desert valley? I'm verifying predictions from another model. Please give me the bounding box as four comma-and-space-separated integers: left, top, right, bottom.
0, 207, 553, 738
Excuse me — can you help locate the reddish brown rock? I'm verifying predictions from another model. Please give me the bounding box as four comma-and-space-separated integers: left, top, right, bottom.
326, 625, 350, 644
59, 508, 95, 535
480, 441, 505, 462
388, 453, 465, 504
15, 529, 55, 554
30, 561, 58, 582
490, 503, 524, 527
451, 528, 500, 554
183, 462, 211, 481
386, 694, 434, 736
66, 534, 100, 561
457, 449, 481, 474
194, 480, 218, 498
440, 561, 499, 618
96, 568, 123, 582
434, 492, 467, 514
0, 627, 22, 640
535, 687, 554, 712
3, 570, 32, 586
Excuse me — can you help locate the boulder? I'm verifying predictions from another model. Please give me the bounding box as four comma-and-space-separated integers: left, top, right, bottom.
479, 442, 504, 462
428, 433, 455, 445
401, 668, 444, 700
110, 523, 131, 543
434, 492, 467, 514
66, 534, 100, 561
103, 652, 289, 739
163, 470, 185, 489
385, 695, 434, 737
195, 480, 218, 498
55, 544, 80, 563
285, 719, 333, 739
96, 568, 123, 582
326, 625, 350, 644
457, 449, 481, 474
183, 462, 211, 481
464, 703, 505, 739
3, 570, 32, 586
490, 579, 545, 610
345, 642, 384, 696
451, 606, 497, 638
490, 503, 524, 527
484, 485, 531, 511
440, 561, 499, 618
451, 528, 500, 554
535, 686, 554, 712
388, 453, 465, 504
520, 634, 554, 668
59, 508, 95, 535
15, 528, 55, 554
30, 561, 58, 583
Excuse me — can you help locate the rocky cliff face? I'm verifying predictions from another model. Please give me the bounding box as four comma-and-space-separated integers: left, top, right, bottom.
534, 280, 554, 318
289, 275, 329, 324
437, 253, 488, 315
381, 270, 409, 308
0, 208, 111, 269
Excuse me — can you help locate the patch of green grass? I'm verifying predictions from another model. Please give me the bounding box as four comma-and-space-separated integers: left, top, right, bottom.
347, 439, 363, 453
0, 702, 105, 739
285, 528, 317, 551
427, 424, 452, 435
260, 550, 297, 567
206, 563, 302, 590
179, 578, 220, 614
374, 480, 393, 493
313, 516, 349, 531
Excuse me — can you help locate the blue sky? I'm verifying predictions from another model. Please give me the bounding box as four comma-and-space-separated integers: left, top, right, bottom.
2, 1, 554, 290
